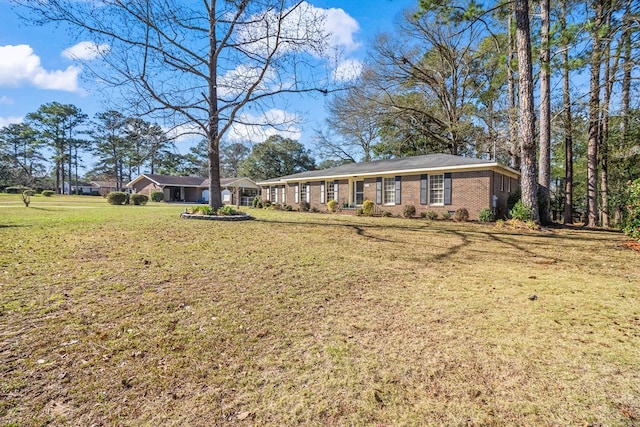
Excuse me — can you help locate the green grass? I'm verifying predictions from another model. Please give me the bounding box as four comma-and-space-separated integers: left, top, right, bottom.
1, 194, 639, 425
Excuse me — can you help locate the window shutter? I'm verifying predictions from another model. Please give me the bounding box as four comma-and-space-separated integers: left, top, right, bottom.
334, 180, 339, 202
282, 186, 286, 203
444, 173, 452, 205
376, 177, 382, 204
420, 174, 427, 205
395, 176, 401, 205
306, 183, 310, 203
294, 184, 299, 204
320, 183, 325, 204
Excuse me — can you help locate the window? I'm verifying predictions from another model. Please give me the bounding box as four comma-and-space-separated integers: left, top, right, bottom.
383, 177, 395, 205
429, 174, 444, 205
300, 182, 309, 203
500, 174, 505, 192
326, 181, 335, 202
281, 186, 286, 203
270, 186, 277, 203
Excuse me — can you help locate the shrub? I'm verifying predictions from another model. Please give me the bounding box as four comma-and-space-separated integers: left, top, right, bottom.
356, 208, 364, 215
623, 178, 640, 242
454, 208, 469, 222
150, 191, 164, 202
107, 192, 128, 205
403, 205, 416, 219
252, 195, 261, 208
381, 210, 392, 217
362, 200, 375, 216
130, 194, 149, 205
218, 205, 237, 215
510, 200, 533, 221
262, 199, 272, 209
42, 190, 55, 197
310, 206, 319, 213
193, 205, 215, 215
422, 210, 438, 220
283, 204, 293, 211
327, 199, 338, 212
298, 201, 309, 211
441, 211, 451, 220
271, 203, 282, 210
478, 207, 494, 222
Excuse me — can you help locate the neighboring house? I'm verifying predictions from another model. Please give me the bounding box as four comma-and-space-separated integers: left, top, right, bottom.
257, 153, 520, 220
127, 174, 259, 205
90, 181, 120, 196
61, 180, 120, 195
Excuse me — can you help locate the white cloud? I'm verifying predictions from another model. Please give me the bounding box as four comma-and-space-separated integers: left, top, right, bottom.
236, 2, 360, 58
218, 64, 272, 99
226, 109, 301, 143
324, 7, 361, 53
0, 45, 81, 92
0, 116, 23, 128
62, 41, 110, 61
0, 96, 13, 105
333, 59, 363, 82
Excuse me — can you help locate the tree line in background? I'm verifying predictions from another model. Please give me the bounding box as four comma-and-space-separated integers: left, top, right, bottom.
0, 102, 178, 193
0, 103, 316, 193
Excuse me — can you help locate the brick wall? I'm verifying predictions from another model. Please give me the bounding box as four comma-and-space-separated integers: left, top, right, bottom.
263, 170, 520, 219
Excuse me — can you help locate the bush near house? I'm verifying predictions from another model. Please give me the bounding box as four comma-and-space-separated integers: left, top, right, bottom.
478, 207, 494, 222
150, 191, 164, 202
454, 208, 469, 222
130, 194, 149, 205
421, 210, 439, 220
362, 200, 375, 216
107, 192, 128, 205
327, 199, 338, 212
441, 211, 451, 220
403, 205, 416, 218
298, 201, 309, 212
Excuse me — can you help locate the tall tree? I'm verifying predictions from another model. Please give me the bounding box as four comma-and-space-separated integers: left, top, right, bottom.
560, 0, 575, 224
515, 0, 539, 222
221, 142, 250, 178
90, 111, 130, 188
17, 0, 336, 208
586, 0, 605, 227
538, 0, 552, 224
62, 105, 88, 195
0, 123, 45, 187
240, 135, 315, 181
27, 102, 79, 194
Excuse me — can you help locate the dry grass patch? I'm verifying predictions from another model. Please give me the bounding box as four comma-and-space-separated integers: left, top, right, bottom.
1, 197, 639, 425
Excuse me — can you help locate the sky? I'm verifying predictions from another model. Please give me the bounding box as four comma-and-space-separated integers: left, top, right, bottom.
0, 0, 418, 170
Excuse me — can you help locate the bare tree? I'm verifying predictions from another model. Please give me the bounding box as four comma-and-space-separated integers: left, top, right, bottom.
17, 0, 335, 208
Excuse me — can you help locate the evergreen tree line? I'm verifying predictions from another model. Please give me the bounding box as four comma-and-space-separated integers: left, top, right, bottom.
0, 103, 179, 193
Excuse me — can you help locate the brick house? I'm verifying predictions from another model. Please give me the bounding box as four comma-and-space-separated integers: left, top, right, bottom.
257, 154, 520, 220
127, 174, 259, 205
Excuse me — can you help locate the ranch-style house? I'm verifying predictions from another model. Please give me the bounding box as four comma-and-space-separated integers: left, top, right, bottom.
257, 153, 520, 220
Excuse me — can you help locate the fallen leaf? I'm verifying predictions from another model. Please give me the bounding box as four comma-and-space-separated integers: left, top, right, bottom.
236, 411, 251, 421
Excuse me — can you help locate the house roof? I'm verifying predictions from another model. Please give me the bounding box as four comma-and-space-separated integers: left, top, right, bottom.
257, 153, 519, 185
127, 174, 258, 189
90, 180, 119, 188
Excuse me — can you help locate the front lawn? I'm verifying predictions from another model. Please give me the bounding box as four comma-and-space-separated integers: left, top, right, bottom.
1, 195, 638, 425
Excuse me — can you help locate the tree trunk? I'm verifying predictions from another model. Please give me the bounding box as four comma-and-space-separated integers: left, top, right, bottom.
207, 0, 223, 209
586, 0, 604, 228
507, 7, 520, 170
515, 0, 539, 222
561, 0, 573, 224
538, 0, 551, 224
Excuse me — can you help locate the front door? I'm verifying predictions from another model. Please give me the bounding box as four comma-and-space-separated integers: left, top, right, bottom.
353, 180, 364, 206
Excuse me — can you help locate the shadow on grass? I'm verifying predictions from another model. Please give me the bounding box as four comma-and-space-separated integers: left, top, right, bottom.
0, 224, 27, 228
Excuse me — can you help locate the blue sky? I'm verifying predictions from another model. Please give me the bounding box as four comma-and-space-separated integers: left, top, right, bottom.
0, 0, 417, 166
